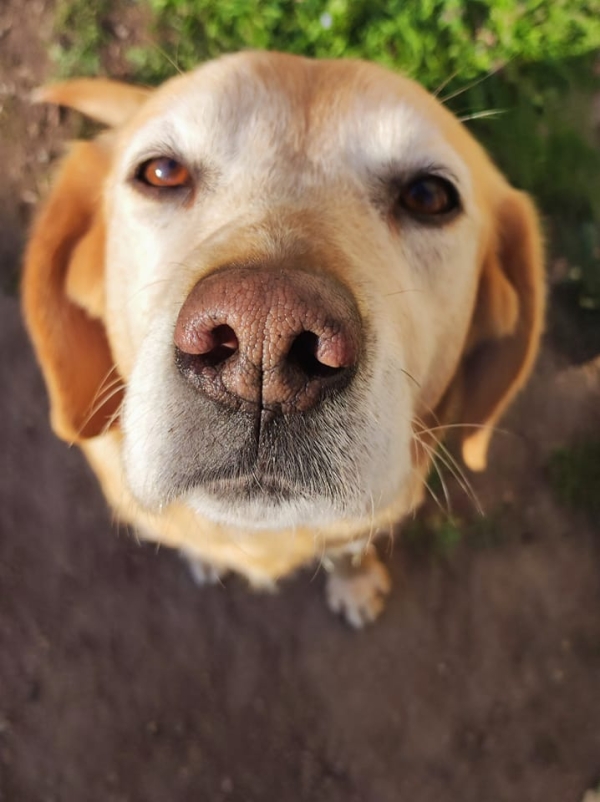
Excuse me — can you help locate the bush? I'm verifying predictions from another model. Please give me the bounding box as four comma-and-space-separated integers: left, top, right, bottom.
129, 0, 600, 87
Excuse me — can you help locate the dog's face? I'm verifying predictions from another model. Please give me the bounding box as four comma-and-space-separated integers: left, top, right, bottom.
23, 52, 544, 539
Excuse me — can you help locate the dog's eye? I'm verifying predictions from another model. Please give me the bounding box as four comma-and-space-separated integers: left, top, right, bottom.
136, 157, 192, 189
399, 175, 460, 219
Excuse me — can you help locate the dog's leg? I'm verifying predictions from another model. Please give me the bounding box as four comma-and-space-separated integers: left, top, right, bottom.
325, 546, 391, 628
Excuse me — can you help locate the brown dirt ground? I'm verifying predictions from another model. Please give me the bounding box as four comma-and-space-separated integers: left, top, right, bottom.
2, 3, 600, 800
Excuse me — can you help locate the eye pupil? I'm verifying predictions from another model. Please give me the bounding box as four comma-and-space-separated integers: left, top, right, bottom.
154, 159, 177, 180
408, 180, 437, 209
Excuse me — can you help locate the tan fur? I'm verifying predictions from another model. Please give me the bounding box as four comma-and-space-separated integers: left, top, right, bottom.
22, 139, 123, 441
33, 79, 151, 127
456, 191, 545, 470
22, 53, 545, 615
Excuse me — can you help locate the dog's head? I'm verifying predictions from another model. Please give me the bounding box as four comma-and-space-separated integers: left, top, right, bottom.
23, 52, 544, 535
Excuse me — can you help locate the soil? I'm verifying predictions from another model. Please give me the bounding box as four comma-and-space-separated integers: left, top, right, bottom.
1, 3, 600, 800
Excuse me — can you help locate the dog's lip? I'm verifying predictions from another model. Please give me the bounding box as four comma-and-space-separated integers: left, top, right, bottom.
200, 473, 301, 499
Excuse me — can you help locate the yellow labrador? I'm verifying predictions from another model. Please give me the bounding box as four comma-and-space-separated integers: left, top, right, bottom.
23, 52, 544, 626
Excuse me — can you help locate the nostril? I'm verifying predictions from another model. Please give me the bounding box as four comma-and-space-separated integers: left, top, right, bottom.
206, 324, 238, 366
194, 324, 238, 368
177, 323, 238, 371
287, 331, 344, 379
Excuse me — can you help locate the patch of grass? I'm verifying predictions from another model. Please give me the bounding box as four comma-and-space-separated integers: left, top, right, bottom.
547, 441, 600, 519
402, 514, 459, 559
403, 509, 506, 559
128, 0, 600, 87
434, 516, 464, 556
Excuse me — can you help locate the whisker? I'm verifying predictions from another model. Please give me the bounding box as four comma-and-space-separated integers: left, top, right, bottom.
439, 64, 504, 104
412, 434, 449, 516
401, 368, 422, 389
414, 418, 483, 515
413, 414, 482, 510
433, 439, 482, 514
416, 421, 512, 439
89, 364, 120, 407
432, 70, 460, 98
101, 402, 124, 437
414, 434, 452, 514
459, 109, 506, 123
363, 490, 377, 555
310, 533, 327, 583
77, 381, 125, 439
383, 288, 425, 298
421, 474, 448, 517
86, 383, 125, 419
91, 376, 124, 405
146, 40, 184, 77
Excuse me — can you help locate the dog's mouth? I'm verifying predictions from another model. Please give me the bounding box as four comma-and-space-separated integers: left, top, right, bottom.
179, 422, 332, 504
183, 465, 355, 530
170, 407, 357, 528
164, 401, 346, 502
201, 472, 300, 502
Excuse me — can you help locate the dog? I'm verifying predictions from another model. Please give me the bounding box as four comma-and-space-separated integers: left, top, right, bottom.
22, 51, 544, 626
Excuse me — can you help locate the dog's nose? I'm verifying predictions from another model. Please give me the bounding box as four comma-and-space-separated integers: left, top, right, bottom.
174, 266, 362, 413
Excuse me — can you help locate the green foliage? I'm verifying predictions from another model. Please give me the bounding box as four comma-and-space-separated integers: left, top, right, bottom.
403, 513, 463, 558
434, 516, 464, 555
403, 508, 507, 559
129, 0, 600, 86
547, 441, 600, 519
52, 0, 114, 76
464, 57, 600, 307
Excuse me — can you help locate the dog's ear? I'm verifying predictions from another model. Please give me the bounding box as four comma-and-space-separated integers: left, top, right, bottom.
450, 190, 545, 470
33, 78, 151, 127
22, 139, 121, 442
23, 80, 151, 442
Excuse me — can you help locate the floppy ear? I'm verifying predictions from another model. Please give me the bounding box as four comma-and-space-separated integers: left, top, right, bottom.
22, 139, 121, 442
32, 78, 152, 127
452, 189, 545, 470
23, 79, 151, 442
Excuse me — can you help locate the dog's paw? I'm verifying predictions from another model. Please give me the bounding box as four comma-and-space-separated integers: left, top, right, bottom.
180, 548, 228, 586
325, 548, 391, 628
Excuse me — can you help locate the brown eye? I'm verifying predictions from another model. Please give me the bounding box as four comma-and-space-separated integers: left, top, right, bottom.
137, 157, 192, 189
399, 175, 460, 219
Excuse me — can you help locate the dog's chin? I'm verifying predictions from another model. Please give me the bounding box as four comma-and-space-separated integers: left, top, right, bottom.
183, 479, 357, 531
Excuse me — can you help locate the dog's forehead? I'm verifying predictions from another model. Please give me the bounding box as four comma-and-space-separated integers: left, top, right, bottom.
120, 52, 486, 188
